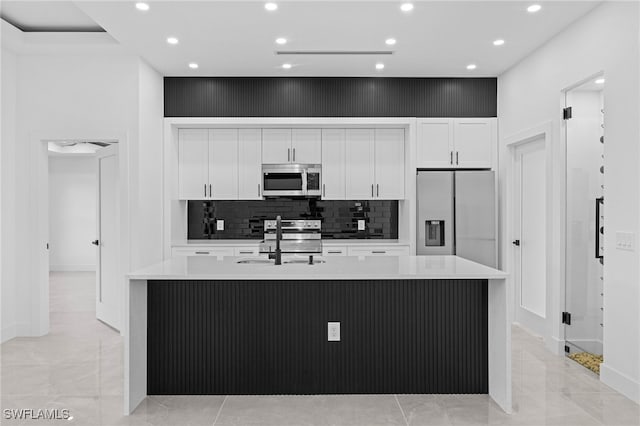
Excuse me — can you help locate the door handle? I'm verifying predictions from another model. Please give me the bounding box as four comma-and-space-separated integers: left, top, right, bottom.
456, 151, 459, 165
288, 148, 291, 162
92, 240, 99, 246
512, 240, 520, 246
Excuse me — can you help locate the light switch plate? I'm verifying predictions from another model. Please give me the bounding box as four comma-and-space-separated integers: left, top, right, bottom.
615, 231, 635, 251
328, 322, 340, 341
357, 220, 365, 231
216, 220, 224, 231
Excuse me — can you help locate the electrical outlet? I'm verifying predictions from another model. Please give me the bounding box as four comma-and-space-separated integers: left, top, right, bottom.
216, 220, 224, 231
357, 220, 365, 231
616, 231, 635, 251
328, 322, 340, 341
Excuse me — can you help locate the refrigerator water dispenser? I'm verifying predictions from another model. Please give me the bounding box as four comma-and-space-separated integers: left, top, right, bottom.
425, 220, 445, 246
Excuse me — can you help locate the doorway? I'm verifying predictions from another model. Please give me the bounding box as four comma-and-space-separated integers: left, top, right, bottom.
512, 137, 548, 336
47, 140, 121, 331
564, 75, 605, 373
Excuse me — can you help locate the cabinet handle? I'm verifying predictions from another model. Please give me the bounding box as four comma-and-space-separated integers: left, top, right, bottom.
328, 250, 342, 254
323, 183, 326, 197
195, 251, 210, 255
239, 251, 253, 254
450, 151, 453, 165
204, 184, 206, 197
456, 152, 459, 165
371, 184, 374, 197
258, 183, 261, 197
209, 184, 212, 197
288, 148, 291, 162
293, 148, 296, 162
372, 250, 386, 254
376, 184, 379, 197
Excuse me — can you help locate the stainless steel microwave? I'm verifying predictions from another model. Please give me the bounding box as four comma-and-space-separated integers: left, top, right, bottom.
262, 164, 321, 197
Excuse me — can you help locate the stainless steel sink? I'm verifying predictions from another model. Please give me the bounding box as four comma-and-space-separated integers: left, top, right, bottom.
236, 258, 273, 264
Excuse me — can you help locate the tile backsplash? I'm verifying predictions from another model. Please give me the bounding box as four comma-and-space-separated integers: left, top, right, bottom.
187, 199, 398, 240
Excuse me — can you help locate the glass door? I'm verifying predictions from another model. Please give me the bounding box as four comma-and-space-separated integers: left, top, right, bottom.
564, 76, 605, 373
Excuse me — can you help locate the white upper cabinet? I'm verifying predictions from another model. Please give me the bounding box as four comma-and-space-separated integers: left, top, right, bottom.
262, 128, 322, 164
238, 129, 263, 200
344, 128, 405, 200
179, 129, 210, 199
416, 119, 454, 168
374, 129, 405, 199
345, 129, 376, 199
321, 129, 346, 200
261, 129, 292, 164
416, 118, 495, 169
292, 129, 322, 164
209, 129, 238, 200
453, 119, 494, 168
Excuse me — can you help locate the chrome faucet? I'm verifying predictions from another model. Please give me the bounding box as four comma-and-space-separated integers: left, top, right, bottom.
268, 215, 283, 265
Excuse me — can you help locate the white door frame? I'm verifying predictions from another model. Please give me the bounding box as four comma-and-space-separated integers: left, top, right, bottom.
505, 121, 564, 354
31, 131, 129, 337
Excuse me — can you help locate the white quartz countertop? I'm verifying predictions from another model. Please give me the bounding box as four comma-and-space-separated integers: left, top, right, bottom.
128, 255, 508, 281
174, 239, 409, 247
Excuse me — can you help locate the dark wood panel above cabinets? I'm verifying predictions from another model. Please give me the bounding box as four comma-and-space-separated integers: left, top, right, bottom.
164, 77, 497, 118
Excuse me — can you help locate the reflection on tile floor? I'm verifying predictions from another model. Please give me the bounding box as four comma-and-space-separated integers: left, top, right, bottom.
1, 272, 639, 425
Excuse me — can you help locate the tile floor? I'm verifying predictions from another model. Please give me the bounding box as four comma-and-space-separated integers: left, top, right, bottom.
1, 272, 639, 425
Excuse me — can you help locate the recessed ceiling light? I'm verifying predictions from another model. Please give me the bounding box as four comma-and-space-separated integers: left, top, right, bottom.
400, 3, 414, 12
385, 38, 397, 46
595, 78, 605, 84
135, 2, 149, 11
375, 63, 385, 70
265, 2, 278, 11
282, 63, 292, 69
466, 64, 477, 70
275, 37, 287, 45
166, 37, 179, 45
188, 63, 199, 69
527, 4, 541, 13
493, 39, 505, 46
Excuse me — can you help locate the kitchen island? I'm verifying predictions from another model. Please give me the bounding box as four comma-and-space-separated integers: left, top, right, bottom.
125, 255, 510, 414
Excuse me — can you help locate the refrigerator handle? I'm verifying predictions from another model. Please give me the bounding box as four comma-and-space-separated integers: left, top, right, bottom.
595, 197, 604, 259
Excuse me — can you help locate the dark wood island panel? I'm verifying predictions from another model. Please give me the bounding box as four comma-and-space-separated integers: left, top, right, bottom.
147, 279, 488, 395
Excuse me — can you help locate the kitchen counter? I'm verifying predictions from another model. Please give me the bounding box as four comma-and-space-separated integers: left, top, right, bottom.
173, 239, 409, 247
125, 255, 511, 417
129, 255, 506, 281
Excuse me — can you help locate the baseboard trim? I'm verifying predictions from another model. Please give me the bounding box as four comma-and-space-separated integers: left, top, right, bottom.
600, 363, 640, 404
1, 324, 17, 343
546, 335, 565, 356
50, 264, 96, 272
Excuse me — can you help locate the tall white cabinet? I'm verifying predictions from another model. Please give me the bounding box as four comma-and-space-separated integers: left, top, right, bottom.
238, 129, 262, 200
416, 118, 495, 169
345, 128, 405, 200
321, 129, 346, 199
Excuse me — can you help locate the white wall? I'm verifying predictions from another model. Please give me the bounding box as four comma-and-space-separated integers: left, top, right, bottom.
1, 47, 18, 342
498, 2, 640, 402
48, 156, 96, 272
1, 47, 164, 339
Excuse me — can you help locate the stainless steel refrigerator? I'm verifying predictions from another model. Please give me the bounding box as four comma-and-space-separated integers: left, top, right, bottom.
417, 171, 497, 267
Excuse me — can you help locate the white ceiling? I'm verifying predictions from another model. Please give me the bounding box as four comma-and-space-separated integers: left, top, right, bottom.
5, 1, 602, 77
0, 1, 103, 32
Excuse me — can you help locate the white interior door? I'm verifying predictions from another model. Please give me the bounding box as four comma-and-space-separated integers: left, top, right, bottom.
513, 138, 547, 335
95, 145, 120, 330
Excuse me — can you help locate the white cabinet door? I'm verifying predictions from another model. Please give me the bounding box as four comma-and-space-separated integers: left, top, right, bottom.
179, 129, 209, 199
345, 129, 375, 199
321, 129, 346, 199
416, 119, 454, 168
292, 129, 322, 164
262, 129, 292, 164
453, 119, 494, 169
238, 129, 263, 200
347, 246, 410, 256
209, 129, 239, 200
374, 129, 405, 199
322, 246, 348, 256
172, 247, 235, 257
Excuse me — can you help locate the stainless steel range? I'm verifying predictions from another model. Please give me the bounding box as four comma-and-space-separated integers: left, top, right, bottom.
259, 219, 322, 255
